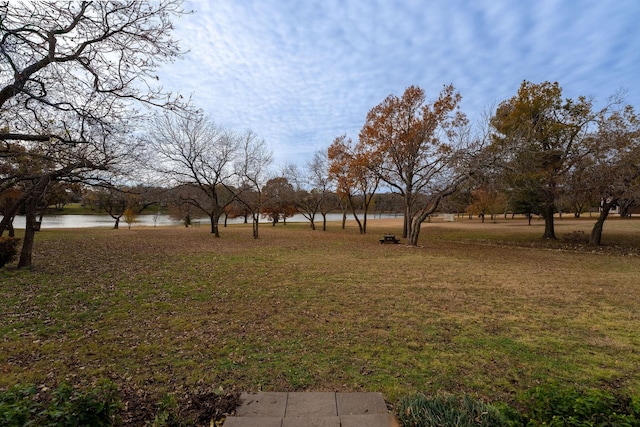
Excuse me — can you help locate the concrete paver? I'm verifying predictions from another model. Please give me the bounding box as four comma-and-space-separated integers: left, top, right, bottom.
222, 416, 283, 427
235, 392, 288, 417
223, 392, 399, 427
282, 416, 340, 427
285, 392, 337, 416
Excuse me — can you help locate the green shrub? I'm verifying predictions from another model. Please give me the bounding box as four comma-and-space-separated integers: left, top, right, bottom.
0, 236, 20, 267
0, 384, 40, 426
517, 385, 640, 426
0, 381, 122, 426
397, 393, 508, 427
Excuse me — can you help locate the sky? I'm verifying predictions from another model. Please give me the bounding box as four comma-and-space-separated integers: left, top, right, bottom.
156, 0, 640, 168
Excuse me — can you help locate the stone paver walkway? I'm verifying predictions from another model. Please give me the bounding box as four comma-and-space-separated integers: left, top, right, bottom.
223, 392, 400, 427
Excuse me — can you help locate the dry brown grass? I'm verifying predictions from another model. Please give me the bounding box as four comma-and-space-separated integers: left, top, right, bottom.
1, 216, 639, 407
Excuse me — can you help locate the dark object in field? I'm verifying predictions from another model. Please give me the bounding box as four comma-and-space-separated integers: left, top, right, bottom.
380, 235, 400, 244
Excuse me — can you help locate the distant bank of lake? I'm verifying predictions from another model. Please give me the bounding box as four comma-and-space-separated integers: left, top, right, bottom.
7, 213, 401, 229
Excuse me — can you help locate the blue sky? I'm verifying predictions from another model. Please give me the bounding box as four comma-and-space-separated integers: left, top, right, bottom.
156, 0, 640, 168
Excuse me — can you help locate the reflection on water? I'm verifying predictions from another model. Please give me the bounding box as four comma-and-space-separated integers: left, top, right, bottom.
8, 214, 181, 229
6, 213, 399, 229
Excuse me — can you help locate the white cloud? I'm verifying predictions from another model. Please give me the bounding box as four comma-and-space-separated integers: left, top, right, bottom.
156, 0, 640, 167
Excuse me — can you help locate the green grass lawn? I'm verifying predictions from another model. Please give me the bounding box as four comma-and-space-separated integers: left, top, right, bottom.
1, 217, 639, 408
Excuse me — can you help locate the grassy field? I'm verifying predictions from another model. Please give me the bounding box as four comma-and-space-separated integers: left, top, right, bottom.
1, 216, 640, 410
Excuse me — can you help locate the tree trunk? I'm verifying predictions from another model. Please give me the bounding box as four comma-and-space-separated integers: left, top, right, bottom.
321, 213, 327, 231
590, 201, 614, 246
339, 199, 348, 229
362, 211, 367, 234
403, 203, 410, 238
349, 206, 362, 234
0, 191, 30, 236
252, 213, 259, 239
17, 191, 48, 267
361, 192, 377, 235
406, 173, 469, 245
409, 219, 422, 245
344, 195, 362, 233
542, 201, 556, 239
17, 201, 37, 268
409, 194, 445, 246
618, 199, 633, 217
211, 213, 221, 237
16, 175, 52, 268
402, 186, 414, 239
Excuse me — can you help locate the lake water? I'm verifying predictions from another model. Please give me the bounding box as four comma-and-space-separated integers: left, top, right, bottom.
7, 214, 179, 229
6, 213, 401, 229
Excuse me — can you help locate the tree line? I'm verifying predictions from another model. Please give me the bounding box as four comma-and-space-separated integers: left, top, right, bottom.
2, 1, 639, 267
328, 81, 640, 246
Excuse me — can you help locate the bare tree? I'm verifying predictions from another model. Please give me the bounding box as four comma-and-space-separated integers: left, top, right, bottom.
307, 151, 337, 231
147, 111, 238, 237
587, 105, 640, 245
283, 164, 324, 230
233, 131, 272, 239
284, 152, 334, 231
167, 185, 204, 227
98, 187, 127, 229
561, 155, 598, 218
1, 0, 187, 266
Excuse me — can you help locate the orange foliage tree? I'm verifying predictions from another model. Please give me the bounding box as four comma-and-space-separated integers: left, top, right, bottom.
466, 186, 507, 222
359, 85, 472, 245
261, 177, 297, 226
327, 135, 380, 234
